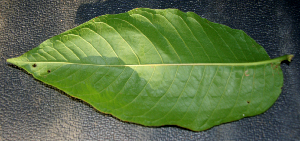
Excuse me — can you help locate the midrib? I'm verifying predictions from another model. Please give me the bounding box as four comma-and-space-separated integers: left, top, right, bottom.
8, 55, 292, 67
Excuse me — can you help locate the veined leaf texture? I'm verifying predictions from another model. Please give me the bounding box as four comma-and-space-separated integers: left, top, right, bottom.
7, 8, 293, 131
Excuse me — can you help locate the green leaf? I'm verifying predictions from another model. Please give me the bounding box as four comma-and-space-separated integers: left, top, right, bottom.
7, 8, 293, 131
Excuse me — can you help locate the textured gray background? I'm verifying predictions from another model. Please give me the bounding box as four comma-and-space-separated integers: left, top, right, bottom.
1, 0, 299, 140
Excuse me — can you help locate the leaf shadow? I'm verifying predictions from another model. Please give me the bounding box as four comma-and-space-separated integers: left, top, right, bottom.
281, 60, 292, 65
7, 57, 191, 131
75, 0, 140, 24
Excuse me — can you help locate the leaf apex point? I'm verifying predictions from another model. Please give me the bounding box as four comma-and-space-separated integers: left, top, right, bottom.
6, 58, 15, 64
287, 54, 294, 62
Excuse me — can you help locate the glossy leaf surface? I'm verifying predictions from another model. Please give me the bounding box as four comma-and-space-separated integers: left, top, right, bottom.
7, 8, 292, 131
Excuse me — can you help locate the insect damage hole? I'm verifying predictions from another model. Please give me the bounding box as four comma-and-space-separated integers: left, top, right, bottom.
32, 64, 37, 67
47, 70, 51, 73
247, 101, 250, 104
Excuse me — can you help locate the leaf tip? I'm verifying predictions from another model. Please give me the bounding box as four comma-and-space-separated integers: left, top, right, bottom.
6, 58, 18, 65
6, 56, 28, 66
287, 54, 294, 62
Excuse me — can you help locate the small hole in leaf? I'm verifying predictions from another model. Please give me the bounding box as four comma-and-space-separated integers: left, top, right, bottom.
32, 64, 37, 67
47, 70, 51, 73
247, 101, 250, 104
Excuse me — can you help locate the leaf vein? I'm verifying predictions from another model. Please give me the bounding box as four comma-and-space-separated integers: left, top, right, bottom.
62, 66, 101, 88
221, 66, 246, 122
96, 21, 141, 64
137, 66, 179, 117
134, 13, 182, 63
107, 66, 138, 104
115, 17, 164, 64
98, 67, 127, 94
178, 66, 206, 122
200, 66, 234, 127
192, 18, 223, 62
158, 13, 195, 62
223, 28, 249, 61
205, 24, 239, 61
40, 48, 57, 60
115, 66, 156, 111
67, 36, 88, 57
155, 66, 195, 122
49, 40, 69, 61
182, 17, 211, 62
191, 66, 220, 125
57, 39, 81, 60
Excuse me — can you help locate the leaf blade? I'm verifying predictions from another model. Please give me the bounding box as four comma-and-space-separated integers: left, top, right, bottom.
7, 8, 292, 131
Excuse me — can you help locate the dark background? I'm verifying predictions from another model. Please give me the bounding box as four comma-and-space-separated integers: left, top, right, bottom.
1, 0, 299, 140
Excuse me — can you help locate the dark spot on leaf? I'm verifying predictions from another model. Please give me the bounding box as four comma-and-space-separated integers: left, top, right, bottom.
32, 64, 37, 67
247, 101, 250, 104
47, 70, 51, 73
